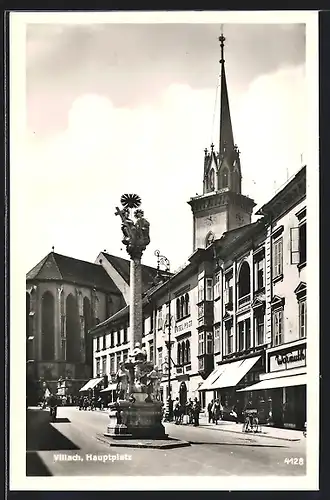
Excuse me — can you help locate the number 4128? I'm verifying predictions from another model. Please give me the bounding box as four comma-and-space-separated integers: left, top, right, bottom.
284, 458, 304, 465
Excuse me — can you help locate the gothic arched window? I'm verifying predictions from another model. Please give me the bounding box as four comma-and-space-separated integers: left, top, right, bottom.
184, 293, 190, 316
177, 343, 182, 365
83, 296, 93, 368
41, 291, 55, 361
180, 296, 185, 319
220, 167, 229, 189
176, 298, 181, 320
209, 168, 215, 191
232, 169, 240, 193
66, 293, 80, 363
186, 340, 191, 363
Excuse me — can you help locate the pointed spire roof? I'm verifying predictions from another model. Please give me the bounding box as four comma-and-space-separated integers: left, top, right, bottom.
218, 33, 235, 157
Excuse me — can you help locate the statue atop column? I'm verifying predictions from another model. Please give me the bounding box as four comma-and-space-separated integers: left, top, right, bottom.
115, 193, 150, 259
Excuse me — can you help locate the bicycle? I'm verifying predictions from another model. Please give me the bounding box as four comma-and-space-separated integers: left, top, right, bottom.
242, 410, 260, 433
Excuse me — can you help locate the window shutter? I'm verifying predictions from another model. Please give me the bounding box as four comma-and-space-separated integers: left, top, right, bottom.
290, 227, 300, 264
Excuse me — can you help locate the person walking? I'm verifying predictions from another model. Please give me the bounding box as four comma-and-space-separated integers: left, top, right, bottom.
193, 398, 201, 427
207, 399, 214, 423
212, 399, 221, 425
174, 397, 181, 424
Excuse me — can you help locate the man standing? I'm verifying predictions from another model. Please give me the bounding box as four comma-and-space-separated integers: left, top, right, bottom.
207, 399, 214, 423
193, 398, 201, 427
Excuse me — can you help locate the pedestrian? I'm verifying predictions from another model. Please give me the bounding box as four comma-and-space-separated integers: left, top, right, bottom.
174, 397, 181, 424
230, 404, 238, 424
186, 399, 193, 424
212, 399, 221, 425
193, 397, 201, 427
207, 399, 214, 423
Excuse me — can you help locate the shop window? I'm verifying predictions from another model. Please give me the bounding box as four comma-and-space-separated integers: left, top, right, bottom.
273, 237, 283, 279
290, 223, 307, 266
214, 326, 221, 354
214, 272, 221, 299
299, 299, 307, 338
273, 308, 284, 346
198, 332, 205, 355
206, 278, 214, 301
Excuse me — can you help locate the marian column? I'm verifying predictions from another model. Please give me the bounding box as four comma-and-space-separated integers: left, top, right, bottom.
115, 194, 150, 352
105, 194, 167, 440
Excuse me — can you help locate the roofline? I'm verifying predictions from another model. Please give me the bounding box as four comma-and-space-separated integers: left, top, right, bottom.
256, 165, 306, 216
25, 277, 122, 296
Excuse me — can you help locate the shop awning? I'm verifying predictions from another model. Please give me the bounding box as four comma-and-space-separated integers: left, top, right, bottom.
237, 373, 307, 392
198, 365, 227, 391
79, 378, 103, 392
100, 383, 117, 393
198, 356, 261, 391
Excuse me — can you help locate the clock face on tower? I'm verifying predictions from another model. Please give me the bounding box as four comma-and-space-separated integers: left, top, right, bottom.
206, 215, 214, 226
236, 213, 244, 225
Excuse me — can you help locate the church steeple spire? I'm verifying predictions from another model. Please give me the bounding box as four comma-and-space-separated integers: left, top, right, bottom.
218, 32, 235, 157
188, 31, 256, 251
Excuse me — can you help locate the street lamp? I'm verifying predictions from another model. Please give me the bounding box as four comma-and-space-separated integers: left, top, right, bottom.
154, 250, 173, 421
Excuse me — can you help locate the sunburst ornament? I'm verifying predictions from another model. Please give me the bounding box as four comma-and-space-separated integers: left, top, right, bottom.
120, 193, 142, 209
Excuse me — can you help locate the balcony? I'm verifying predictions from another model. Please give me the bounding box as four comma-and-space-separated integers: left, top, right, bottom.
238, 293, 250, 310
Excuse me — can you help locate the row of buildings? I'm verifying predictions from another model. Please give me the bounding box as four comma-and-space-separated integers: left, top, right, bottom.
26, 34, 307, 429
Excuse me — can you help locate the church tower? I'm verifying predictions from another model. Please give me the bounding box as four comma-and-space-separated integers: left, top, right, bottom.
188, 33, 256, 251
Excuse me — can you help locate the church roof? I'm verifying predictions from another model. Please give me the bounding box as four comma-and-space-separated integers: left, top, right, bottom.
26, 252, 121, 294
101, 252, 171, 293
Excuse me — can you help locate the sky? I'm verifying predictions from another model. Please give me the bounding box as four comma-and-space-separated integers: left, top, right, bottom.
16, 19, 307, 273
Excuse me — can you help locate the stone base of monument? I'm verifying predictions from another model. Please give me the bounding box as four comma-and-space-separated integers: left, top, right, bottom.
101, 399, 190, 449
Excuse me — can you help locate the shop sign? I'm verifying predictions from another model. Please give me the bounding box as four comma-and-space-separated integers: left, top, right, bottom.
175, 319, 192, 334
269, 347, 306, 372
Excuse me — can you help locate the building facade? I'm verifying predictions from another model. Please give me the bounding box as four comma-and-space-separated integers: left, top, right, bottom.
89, 34, 307, 430
26, 251, 125, 396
